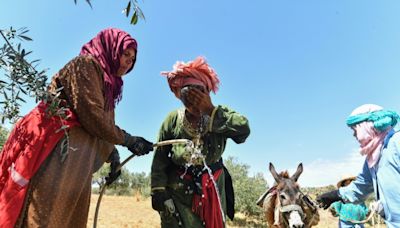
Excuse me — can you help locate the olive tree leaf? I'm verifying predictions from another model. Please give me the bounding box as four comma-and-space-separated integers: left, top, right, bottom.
130, 11, 138, 25
126, 1, 131, 17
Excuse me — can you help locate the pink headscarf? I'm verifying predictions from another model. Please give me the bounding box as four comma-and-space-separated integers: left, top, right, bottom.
350, 104, 390, 168
161, 56, 220, 97
80, 28, 137, 110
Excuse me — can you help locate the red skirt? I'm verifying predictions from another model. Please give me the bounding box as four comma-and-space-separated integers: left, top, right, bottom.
0, 102, 79, 227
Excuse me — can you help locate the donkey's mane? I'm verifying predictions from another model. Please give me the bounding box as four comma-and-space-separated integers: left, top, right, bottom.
276, 171, 300, 189
279, 171, 290, 178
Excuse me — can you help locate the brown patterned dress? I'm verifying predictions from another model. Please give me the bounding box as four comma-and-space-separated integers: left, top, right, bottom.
15, 55, 126, 228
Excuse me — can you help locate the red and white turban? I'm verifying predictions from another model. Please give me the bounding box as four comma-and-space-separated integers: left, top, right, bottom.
161, 56, 220, 96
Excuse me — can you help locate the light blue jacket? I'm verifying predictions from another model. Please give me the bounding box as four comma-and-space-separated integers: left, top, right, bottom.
339, 130, 400, 228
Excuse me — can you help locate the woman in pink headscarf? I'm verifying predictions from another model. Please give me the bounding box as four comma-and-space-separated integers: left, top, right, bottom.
0, 28, 153, 228
151, 56, 250, 228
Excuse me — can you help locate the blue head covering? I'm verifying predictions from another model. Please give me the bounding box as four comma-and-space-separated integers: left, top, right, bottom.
347, 108, 399, 132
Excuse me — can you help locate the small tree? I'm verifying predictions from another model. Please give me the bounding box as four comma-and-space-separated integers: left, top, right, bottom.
224, 156, 268, 217
92, 164, 134, 196
92, 164, 152, 197
131, 172, 151, 197
107, 167, 134, 196
0, 27, 48, 123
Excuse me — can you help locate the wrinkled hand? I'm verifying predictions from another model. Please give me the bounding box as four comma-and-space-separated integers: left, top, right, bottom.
151, 190, 171, 212
105, 148, 121, 186
188, 88, 214, 115
181, 87, 214, 115
316, 190, 342, 209
122, 132, 153, 156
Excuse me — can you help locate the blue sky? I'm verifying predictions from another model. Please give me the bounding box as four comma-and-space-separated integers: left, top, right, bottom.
2, 1, 400, 186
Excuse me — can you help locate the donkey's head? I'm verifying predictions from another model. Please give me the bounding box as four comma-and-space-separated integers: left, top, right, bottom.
270, 162, 304, 228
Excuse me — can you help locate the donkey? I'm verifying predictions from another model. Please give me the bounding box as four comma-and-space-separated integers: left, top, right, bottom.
256, 163, 319, 228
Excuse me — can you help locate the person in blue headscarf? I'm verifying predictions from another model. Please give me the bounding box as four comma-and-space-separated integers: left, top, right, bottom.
317, 104, 400, 228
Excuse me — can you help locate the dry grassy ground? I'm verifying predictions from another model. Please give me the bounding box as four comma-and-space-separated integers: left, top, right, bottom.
87, 195, 385, 228
88, 194, 160, 228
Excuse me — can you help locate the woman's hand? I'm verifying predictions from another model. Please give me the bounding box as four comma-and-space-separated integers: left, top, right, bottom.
105, 148, 121, 186
316, 190, 342, 209
151, 190, 172, 212
122, 132, 154, 156
187, 88, 214, 115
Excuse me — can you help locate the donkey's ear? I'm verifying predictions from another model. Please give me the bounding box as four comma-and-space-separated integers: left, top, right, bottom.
269, 163, 280, 183
291, 163, 303, 182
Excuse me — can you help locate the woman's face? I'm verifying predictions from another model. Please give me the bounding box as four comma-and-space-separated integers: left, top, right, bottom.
352, 123, 373, 147
352, 127, 357, 139
117, 48, 136, 77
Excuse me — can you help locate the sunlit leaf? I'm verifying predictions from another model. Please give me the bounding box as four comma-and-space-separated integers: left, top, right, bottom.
130, 11, 138, 25
19, 35, 33, 41
20, 88, 27, 95
126, 1, 131, 17
16, 96, 26, 102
